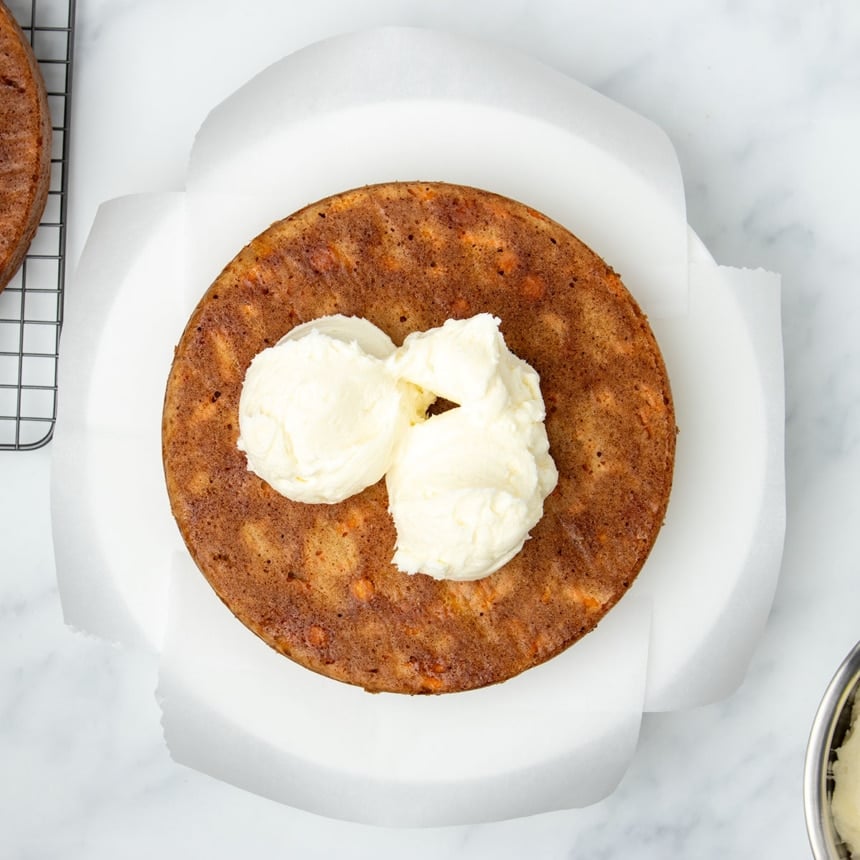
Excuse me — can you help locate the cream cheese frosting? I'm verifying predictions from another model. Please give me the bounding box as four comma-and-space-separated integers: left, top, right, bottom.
833, 699, 860, 858
386, 315, 558, 580
237, 313, 557, 579
237, 315, 427, 504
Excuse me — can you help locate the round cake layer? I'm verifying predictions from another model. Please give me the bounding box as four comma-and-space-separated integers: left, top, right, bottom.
0, 2, 51, 293
162, 181, 676, 694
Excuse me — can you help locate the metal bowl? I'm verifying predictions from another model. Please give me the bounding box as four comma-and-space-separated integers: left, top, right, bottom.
805, 640, 860, 859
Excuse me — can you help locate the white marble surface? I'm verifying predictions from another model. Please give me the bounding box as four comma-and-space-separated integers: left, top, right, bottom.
2, 0, 859, 856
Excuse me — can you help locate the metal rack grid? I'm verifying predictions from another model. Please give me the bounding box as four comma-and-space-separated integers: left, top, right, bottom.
0, 0, 75, 450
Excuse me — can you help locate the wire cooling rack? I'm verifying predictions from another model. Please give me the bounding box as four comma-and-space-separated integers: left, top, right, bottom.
0, 0, 75, 450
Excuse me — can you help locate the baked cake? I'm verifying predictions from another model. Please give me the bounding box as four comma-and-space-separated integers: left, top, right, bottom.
162, 181, 676, 694
0, 1, 51, 294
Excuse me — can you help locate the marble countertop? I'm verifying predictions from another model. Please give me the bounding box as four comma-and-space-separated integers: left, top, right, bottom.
3, 0, 860, 856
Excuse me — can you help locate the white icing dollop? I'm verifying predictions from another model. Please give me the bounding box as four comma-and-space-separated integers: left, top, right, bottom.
237, 315, 428, 504
385, 314, 558, 580
237, 312, 557, 580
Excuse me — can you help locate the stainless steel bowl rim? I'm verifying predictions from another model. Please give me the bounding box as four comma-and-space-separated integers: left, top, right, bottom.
805, 639, 860, 860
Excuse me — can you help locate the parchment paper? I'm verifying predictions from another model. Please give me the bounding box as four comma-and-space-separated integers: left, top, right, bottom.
186, 27, 689, 319
159, 551, 651, 826
50, 27, 785, 824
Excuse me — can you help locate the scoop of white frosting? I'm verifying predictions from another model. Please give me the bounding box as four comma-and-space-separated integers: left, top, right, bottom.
385, 314, 558, 580
237, 312, 557, 579
237, 315, 427, 504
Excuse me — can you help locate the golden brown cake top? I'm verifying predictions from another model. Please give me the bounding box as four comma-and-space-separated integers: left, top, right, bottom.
0, 1, 52, 292
162, 181, 676, 694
